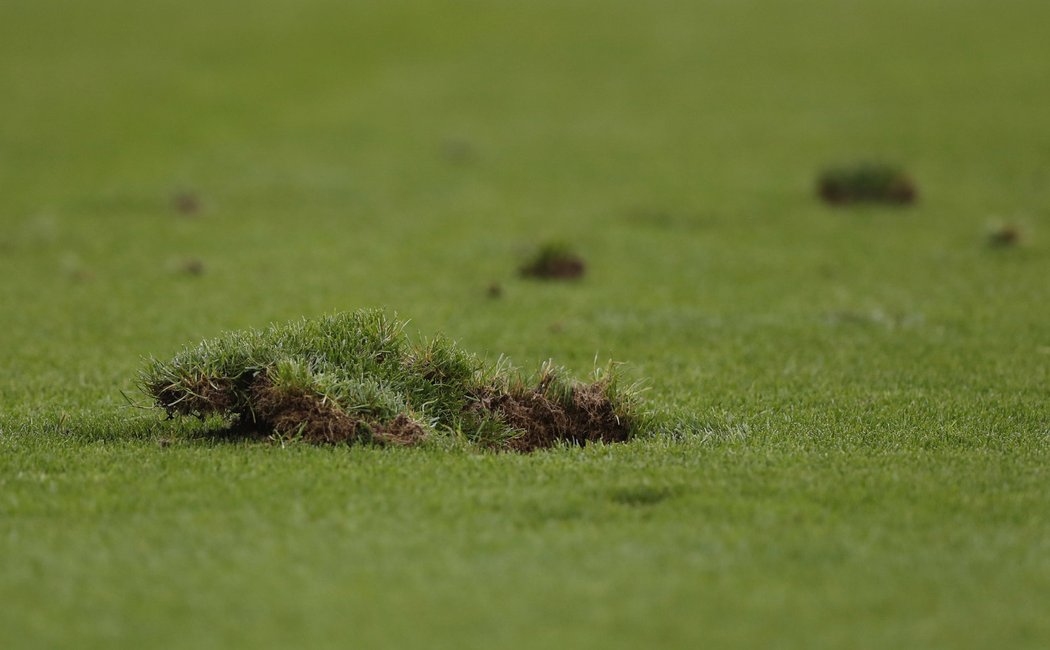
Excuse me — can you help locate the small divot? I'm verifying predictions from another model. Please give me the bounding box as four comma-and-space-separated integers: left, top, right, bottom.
987, 223, 1024, 248
171, 191, 202, 216
520, 243, 586, 280
818, 162, 917, 205
176, 258, 206, 276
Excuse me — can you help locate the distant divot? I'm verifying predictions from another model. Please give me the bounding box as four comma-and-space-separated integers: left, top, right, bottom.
818, 162, 917, 205
520, 243, 586, 280
986, 223, 1024, 248
141, 310, 643, 451
171, 191, 202, 216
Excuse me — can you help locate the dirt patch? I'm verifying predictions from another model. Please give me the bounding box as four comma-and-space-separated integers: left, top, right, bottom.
249, 377, 425, 446
520, 244, 586, 280
154, 375, 240, 419
470, 381, 630, 452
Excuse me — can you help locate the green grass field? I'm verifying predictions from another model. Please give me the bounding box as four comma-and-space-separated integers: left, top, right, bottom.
2, 1, 1049, 647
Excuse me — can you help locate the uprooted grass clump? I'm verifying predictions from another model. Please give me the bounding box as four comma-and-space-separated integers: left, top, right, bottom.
817, 162, 917, 205
520, 242, 586, 280
986, 222, 1025, 248
140, 310, 645, 451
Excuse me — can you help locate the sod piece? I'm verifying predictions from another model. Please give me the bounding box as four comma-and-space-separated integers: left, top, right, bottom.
986, 222, 1024, 248
170, 190, 202, 215
141, 310, 643, 450
519, 242, 586, 280
817, 162, 917, 205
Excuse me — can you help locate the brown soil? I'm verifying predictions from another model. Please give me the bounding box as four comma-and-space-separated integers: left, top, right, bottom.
154, 375, 240, 419
249, 378, 425, 446
154, 372, 629, 452
469, 381, 630, 452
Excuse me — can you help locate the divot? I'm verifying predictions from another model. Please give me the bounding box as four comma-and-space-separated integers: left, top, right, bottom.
520, 243, 585, 280
817, 162, 917, 205
141, 310, 644, 451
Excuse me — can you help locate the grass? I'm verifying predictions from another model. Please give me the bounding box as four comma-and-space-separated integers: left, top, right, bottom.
2, 0, 1050, 648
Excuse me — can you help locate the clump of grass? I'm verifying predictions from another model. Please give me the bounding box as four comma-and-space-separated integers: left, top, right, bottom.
140, 310, 645, 451
986, 222, 1024, 248
520, 242, 586, 280
171, 190, 202, 216
175, 258, 205, 276
817, 162, 917, 205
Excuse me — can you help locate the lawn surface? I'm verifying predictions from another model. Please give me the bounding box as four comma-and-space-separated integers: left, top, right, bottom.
2, 1, 1049, 648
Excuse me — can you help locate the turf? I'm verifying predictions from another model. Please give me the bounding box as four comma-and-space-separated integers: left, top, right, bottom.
1, 0, 1049, 648
141, 309, 643, 449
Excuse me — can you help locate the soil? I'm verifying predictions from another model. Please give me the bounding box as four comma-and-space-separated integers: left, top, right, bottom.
154, 375, 240, 419
469, 380, 630, 452
153, 370, 630, 452
249, 377, 426, 446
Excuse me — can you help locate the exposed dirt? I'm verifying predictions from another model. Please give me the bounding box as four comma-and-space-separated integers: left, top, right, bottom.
469, 380, 630, 452
153, 371, 629, 452
249, 377, 426, 446
154, 375, 240, 419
